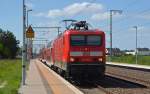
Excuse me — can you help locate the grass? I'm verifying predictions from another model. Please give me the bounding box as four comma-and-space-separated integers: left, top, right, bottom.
0, 59, 22, 94
107, 55, 150, 66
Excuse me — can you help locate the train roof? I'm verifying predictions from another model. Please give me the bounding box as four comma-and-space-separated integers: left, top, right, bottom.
64, 29, 105, 35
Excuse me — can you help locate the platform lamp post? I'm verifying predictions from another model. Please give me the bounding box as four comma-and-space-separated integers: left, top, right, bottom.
109, 10, 122, 62
22, 0, 26, 85
133, 26, 138, 65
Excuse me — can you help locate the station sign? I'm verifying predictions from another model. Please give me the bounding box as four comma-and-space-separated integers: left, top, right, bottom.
26, 25, 34, 38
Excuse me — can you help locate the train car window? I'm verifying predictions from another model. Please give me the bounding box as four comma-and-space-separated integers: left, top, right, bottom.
87, 36, 101, 46
71, 35, 85, 46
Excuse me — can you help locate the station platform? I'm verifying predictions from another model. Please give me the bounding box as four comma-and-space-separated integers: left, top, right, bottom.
107, 62, 150, 70
19, 60, 52, 94
19, 59, 83, 94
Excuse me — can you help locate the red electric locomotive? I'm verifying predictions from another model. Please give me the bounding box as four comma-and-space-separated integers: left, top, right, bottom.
49, 21, 106, 79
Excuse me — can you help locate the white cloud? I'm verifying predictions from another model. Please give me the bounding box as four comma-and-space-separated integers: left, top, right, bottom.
47, 9, 64, 18
47, 2, 104, 18
90, 12, 108, 21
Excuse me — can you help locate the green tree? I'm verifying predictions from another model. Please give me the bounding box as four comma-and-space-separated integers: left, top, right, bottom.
0, 28, 19, 59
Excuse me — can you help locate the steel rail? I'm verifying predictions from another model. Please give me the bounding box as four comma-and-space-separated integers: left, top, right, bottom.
106, 72, 150, 87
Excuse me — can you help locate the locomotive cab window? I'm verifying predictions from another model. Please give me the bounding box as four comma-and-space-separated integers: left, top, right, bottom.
70, 35, 85, 46
87, 36, 101, 46
70, 35, 102, 46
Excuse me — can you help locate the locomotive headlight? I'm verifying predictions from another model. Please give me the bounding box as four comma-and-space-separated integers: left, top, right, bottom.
98, 58, 103, 62
70, 57, 75, 62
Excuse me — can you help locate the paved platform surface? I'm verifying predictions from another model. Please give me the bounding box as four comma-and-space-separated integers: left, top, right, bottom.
19, 59, 83, 94
19, 60, 52, 94
107, 62, 150, 70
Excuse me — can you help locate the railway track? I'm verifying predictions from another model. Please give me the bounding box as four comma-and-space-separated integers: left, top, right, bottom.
106, 72, 150, 87
95, 83, 113, 94
73, 75, 148, 94
73, 79, 113, 94
106, 65, 150, 88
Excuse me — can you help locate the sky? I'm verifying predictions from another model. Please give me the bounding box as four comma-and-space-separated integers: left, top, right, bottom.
0, 0, 150, 50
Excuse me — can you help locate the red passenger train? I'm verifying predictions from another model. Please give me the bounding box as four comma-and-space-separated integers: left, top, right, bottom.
40, 21, 106, 79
